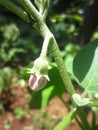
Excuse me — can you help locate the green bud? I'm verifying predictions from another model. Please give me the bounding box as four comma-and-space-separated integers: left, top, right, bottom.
30, 57, 49, 76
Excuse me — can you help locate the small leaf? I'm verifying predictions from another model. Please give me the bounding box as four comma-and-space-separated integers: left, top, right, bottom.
73, 40, 98, 92
72, 94, 91, 106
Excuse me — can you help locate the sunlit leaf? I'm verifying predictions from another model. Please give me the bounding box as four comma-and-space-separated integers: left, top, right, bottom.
73, 40, 98, 92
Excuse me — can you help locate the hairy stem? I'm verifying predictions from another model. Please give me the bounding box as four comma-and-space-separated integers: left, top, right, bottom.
49, 36, 75, 97
20, 0, 40, 22
40, 32, 52, 58
78, 108, 91, 130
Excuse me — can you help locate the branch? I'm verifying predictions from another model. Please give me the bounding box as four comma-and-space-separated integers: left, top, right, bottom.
20, 0, 40, 22
0, 0, 28, 22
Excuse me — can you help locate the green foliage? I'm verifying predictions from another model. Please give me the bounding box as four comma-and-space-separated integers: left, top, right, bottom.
0, 67, 12, 93
0, 77, 4, 93
73, 39, 98, 92
13, 106, 27, 120
0, 16, 41, 66
0, 101, 4, 114
0, 66, 27, 93
0, 23, 24, 63
30, 109, 57, 130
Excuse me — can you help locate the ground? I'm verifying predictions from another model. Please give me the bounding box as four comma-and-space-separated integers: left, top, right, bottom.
0, 85, 98, 130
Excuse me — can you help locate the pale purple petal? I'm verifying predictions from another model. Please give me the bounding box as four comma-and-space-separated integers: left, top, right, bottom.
32, 76, 47, 91
38, 77, 47, 89
29, 74, 37, 89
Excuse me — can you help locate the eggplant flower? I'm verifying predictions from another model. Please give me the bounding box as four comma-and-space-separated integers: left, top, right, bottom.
28, 57, 49, 91
29, 74, 48, 91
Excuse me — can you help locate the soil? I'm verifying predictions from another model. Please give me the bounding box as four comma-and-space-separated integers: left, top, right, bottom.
0, 85, 98, 130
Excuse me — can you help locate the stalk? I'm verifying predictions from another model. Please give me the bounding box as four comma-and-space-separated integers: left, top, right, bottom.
0, 0, 27, 22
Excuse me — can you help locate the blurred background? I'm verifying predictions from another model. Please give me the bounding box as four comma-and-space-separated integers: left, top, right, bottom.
0, 0, 98, 130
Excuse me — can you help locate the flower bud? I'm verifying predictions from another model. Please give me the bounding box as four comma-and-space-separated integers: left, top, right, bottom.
28, 57, 49, 91
29, 74, 47, 91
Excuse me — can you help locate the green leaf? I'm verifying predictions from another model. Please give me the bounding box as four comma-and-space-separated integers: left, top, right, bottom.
53, 108, 77, 130
72, 94, 91, 106
65, 54, 75, 80
13, 106, 27, 119
41, 86, 54, 107
73, 40, 98, 92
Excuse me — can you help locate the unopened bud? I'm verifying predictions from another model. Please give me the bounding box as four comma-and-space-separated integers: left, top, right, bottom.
28, 57, 49, 91
29, 74, 47, 91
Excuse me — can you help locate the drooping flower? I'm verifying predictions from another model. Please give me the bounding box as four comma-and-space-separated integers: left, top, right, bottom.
28, 57, 49, 91
29, 74, 47, 91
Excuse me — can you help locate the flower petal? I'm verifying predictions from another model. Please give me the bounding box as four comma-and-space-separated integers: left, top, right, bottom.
32, 76, 47, 91
29, 74, 36, 89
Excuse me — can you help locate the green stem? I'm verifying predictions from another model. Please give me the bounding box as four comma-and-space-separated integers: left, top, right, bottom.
81, 90, 88, 98
53, 108, 77, 130
42, 0, 50, 19
0, 0, 28, 22
49, 37, 75, 97
40, 32, 52, 58
20, 0, 50, 37
37, 22, 75, 99
75, 117, 87, 130
91, 109, 96, 129
78, 107, 91, 130
60, 97, 70, 111
20, 0, 41, 22
60, 96, 87, 129
47, 24, 91, 130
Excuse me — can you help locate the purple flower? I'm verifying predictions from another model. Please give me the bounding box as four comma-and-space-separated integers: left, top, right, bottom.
29, 74, 47, 91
